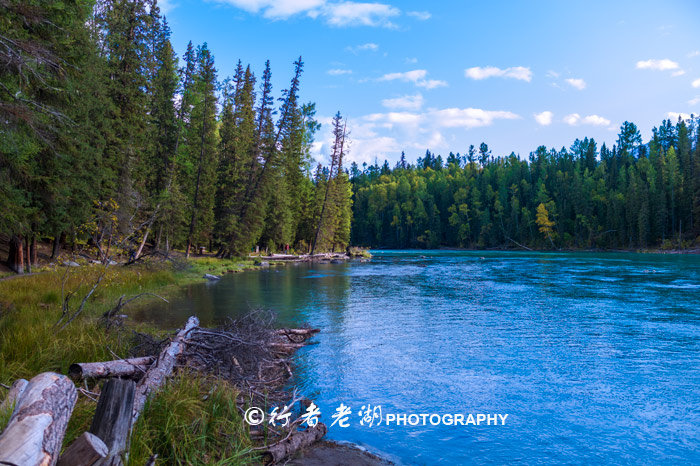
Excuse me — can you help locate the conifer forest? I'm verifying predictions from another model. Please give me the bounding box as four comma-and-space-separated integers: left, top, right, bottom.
2, 0, 700, 272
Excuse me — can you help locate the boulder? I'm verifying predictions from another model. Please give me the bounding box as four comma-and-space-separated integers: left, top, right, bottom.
203, 273, 221, 281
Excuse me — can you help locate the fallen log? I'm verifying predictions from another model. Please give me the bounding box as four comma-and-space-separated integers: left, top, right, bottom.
0, 372, 77, 466
57, 432, 108, 466
273, 328, 320, 336
69, 356, 155, 381
0, 378, 28, 413
90, 378, 135, 466
268, 342, 307, 352
263, 423, 328, 464
132, 316, 199, 424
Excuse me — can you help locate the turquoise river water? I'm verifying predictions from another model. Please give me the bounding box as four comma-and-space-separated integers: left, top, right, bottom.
134, 251, 700, 464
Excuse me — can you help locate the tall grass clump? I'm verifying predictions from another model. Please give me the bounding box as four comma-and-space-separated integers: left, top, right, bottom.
128, 374, 255, 465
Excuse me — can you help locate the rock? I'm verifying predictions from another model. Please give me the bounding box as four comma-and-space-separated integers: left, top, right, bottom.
256, 261, 270, 267
63, 261, 80, 267
203, 273, 221, 281
108, 260, 118, 266
330, 259, 344, 264
91, 260, 102, 264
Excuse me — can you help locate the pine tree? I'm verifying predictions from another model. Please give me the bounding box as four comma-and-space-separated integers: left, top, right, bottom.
312, 112, 347, 253
184, 44, 218, 256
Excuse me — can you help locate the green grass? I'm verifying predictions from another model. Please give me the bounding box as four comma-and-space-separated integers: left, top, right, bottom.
0, 258, 260, 462
186, 256, 255, 277
128, 374, 256, 465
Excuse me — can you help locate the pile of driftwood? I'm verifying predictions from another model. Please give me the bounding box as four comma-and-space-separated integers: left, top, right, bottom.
256, 252, 350, 263
0, 314, 323, 465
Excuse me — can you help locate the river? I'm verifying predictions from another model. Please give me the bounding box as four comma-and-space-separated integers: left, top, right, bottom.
134, 250, 700, 464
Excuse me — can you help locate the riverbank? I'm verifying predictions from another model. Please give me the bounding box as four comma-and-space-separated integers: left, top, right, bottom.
0, 255, 389, 464
424, 245, 700, 255
0, 258, 263, 463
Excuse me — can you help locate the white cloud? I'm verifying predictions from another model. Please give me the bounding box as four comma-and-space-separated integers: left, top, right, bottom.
430, 108, 520, 128
404, 57, 418, 64
407, 10, 431, 20
313, 107, 519, 164
667, 112, 692, 121
534, 111, 553, 126
693, 78, 700, 88
215, 0, 324, 17
418, 79, 448, 89
159, 0, 177, 14
327, 68, 352, 75
689, 96, 700, 106
563, 113, 610, 126
464, 66, 532, 82
378, 69, 447, 89
636, 58, 680, 71
546, 70, 560, 79
213, 0, 399, 27
565, 78, 586, 90
381, 93, 424, 110
346, 42, 379, 53
324, 2, 399, 27
688, 50, 700, 58
671, 70, 686, 77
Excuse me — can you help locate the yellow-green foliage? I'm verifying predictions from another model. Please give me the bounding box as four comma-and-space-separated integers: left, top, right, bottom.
128, 375, 255, 465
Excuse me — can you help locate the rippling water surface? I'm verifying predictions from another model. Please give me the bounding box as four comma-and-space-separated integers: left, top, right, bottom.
135, 251, 700, 464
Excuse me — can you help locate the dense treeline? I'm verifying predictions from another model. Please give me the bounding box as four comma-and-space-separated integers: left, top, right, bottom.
351, 119, 700, 250
1, 0, 351, 273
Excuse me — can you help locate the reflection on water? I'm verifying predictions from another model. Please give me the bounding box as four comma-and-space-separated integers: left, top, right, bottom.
134, 251, 700, 464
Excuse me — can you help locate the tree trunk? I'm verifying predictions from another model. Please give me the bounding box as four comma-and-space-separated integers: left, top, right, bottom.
155, 225, 162, 251
30, 234, 38, 266
51, 231, 63, 259
263, 423, 327, 465
7, 234, 24, 274
132, 316, 199, 424
134, 228, 150, 261
58, 432, 108, 466
0, 372, 77, 466
25, 235, 32, 273
69, 356, 155, 381
90, 378, 135, 466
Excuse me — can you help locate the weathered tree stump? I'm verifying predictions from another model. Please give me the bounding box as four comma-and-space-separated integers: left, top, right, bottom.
132, 316, 199, 424
69, 356, 155, 381
0, 372, 77, 466
89, 378, 135, 466
57, 432, 108, 466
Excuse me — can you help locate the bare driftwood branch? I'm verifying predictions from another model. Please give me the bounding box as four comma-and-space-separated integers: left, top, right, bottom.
69, 356, 155, 381
131, 316, 199, 424
0, 372, 77, 466
262, 423, 328, 465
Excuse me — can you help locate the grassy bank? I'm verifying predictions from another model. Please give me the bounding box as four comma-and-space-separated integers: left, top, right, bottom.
0, 257, 258, 464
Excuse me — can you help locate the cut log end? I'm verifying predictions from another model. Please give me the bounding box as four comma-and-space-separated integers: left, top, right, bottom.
57, 432, 108, 466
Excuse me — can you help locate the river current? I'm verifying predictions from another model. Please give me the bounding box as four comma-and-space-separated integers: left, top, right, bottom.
135, 250, 700, 464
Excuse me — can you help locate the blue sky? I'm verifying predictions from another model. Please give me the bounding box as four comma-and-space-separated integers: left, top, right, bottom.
160, 0, 700, 166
